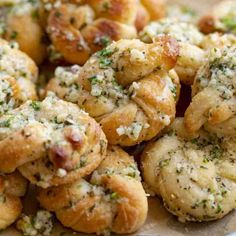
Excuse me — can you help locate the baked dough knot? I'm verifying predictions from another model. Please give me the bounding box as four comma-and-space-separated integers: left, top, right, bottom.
139, 18, 205, 85
46, 37, 180, 146
0, 94, 107, 188
184, 45, 236, 135
199, 1, 236, 34
0, 39, 38, 114
141, 118, 236, 222
38, 146, 148, 234
135, 0, 166, 32
2, 0, 47, 64
40, 0, 139, 64
0, 171, 27, 230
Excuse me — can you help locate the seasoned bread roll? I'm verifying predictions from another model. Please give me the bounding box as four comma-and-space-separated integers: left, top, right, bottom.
140, 18, 205, 85
46, 37, 180, 146
3, 0, 47, 64
0, 39, 38, 82
0, 171, 27, 230
0, 94, 107, 188
0, 39, 38, 114
0, 76, 32, 115
135, 0, 166, 31
201, 33, 236, 50
184, 45, 236, 134
38, 146, 148, 234
141, 118, 236, 222
41, 0, 137, 64
199, 1, 236, 34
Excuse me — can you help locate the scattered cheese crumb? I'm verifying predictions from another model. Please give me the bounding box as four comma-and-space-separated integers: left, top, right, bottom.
116, 122, 147, 140
16, 210, 53, 236
56, 168, 67, 177
130, 49, 146, 63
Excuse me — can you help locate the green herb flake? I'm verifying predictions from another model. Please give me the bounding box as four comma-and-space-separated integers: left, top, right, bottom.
99, 36, 111, 47
31, 10, 39, 20
103, 2, 110, 11
181, 6, 196, 16
30, 101, 41, 111
159, 159, 170, 168
97, 48, 114, 57
210, 145, 224, 160
221, 15, 236, 31
99, 58, 112, 68
216, 204, 222, 214
55, 11, 62, 18
170, 86, 177, 100
0, 117, 13, 128
110, 192, 119, 200
10, 31, 18, 39
88, 75, 101, 84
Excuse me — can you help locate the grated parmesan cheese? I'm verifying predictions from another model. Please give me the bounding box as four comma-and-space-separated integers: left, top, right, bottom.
56, 168, 67, 177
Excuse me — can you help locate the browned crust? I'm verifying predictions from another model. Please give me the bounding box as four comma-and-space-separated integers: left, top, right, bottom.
38, 146, 147, 234
198, 15, 216, 34
0, 124, 48, 173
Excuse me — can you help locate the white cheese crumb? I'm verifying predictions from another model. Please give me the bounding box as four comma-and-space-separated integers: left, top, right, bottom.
44, 3, 52, 11
144, 123, 150, 129
53, 0, 61, 8
116, 126, 126, 136
55, 66, 80, 86
159, 115, 171, 126
176, 163, 183, 172
130, 49, 146, 63
116, 122, 145, 140
66, 32, 75, 41
91, 84, 103, 96
56, 168, 67, 177
16, 210, 53, 236
132, 82, 140, 90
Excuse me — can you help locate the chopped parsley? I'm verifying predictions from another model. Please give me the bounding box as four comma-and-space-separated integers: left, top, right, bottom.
221, 15, 236, 32
159, 159, 170, 168
88, 75, 103, 85
30, 101, 41, 111
209, 145, 224, 160
10, 31, 18, 39
216, 204, 222, 214
110, 192, 119, 200
170, 86, 177, 100
99, 58, 112, 68
103, 2, 110, 11
96, 48, 115, 69
31, 10, 39, 20
97, 48, 114, 57
0, 117, 13, 128
99, 36, 111, 47
181, 6, 196, 16
55, 11, 62, 18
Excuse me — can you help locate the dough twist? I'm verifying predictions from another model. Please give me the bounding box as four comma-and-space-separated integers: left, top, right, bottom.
38, 146, 148, 234
0, 171, 27, 230
199, 1, 236, 34
142, 118, 236, 222
184, 45, 236, 134
0, 94, 107, 188
47, 37, 180, 146
41, 0, 138, 64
